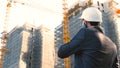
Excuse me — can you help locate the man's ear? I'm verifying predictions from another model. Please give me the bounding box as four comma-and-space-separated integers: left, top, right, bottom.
84, 20, 87, 25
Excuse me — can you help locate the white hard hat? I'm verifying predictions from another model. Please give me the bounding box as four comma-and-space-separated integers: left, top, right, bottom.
80, 7, 102, 22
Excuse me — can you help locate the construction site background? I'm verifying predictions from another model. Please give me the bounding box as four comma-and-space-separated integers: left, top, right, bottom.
0, 0, 120, 68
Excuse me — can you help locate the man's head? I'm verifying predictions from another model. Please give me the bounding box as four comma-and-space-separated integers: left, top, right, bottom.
80, 7, 102, 28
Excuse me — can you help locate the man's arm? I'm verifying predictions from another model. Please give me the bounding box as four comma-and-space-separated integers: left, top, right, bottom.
112, 56, 119, 68
58, 28, 86, 58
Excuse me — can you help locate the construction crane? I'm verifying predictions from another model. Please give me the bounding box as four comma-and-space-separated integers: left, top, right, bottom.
110, 0, 120, 17
62, 0, 71, 68
11, 0, 62, 15
114, 2, 120, 15
0, 1, 11, 68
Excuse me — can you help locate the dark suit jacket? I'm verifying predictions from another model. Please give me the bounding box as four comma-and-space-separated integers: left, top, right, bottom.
58, 27, 119, 68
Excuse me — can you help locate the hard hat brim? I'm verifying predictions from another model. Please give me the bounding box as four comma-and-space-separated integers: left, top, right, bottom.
79, 15, 84, 20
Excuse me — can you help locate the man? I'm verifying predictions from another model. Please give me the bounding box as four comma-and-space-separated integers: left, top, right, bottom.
58, 7, 119, 68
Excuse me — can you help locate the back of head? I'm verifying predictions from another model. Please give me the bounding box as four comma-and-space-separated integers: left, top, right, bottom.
80, 7, 102, 22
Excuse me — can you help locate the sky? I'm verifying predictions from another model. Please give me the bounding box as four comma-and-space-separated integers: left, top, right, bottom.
0, 0, 79, 34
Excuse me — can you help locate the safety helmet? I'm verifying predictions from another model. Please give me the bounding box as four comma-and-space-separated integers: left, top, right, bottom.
80, 7, 102, 22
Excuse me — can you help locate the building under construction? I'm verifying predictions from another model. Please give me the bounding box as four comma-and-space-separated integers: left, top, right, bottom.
2, 23, 55, 68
